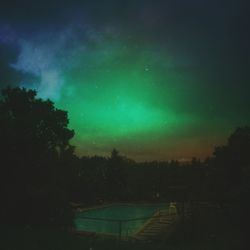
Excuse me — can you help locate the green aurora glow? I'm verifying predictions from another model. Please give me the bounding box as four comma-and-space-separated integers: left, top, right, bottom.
54, 45, 202, 160
3, 20, 249, 161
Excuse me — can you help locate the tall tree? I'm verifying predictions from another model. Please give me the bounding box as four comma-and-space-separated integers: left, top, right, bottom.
0, 87, 75, 226
212, 126, 250, 196
210, 126, 250, 226
105, 149, 127, 200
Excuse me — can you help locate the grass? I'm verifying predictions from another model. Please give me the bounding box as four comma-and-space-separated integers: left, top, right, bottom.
0, 226, 153, 250
164, 204, 248, 250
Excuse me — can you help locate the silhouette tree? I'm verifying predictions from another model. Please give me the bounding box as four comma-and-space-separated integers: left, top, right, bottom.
0, 87, 75, 226
210, 126, 250, 227
111, 148, 119, 159
105, 149, 127, 200
212, 126, 250, 198
77, 155, 108, 202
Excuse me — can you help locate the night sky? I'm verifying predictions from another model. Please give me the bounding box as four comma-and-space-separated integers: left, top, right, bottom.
0, 0, 250, 161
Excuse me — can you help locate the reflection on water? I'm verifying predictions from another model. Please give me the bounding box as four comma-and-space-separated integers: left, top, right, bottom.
74, 204, 167, 236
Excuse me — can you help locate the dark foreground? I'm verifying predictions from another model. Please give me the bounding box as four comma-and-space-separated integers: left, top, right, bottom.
0, 205, 248, 250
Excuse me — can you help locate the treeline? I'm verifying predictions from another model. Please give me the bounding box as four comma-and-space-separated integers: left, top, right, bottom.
0, 87, 249, 229
71, 152, 208, 203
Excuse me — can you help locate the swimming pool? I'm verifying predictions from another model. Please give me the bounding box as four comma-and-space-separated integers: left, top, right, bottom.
74, 203, 167, 237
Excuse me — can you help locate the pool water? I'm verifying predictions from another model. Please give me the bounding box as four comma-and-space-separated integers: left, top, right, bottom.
74, 204, 167, 237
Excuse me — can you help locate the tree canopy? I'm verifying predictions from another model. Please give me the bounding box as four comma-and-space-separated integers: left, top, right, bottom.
0, 87, 75, 226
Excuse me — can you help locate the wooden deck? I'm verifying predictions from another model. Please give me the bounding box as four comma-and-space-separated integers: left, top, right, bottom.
133, 210, 179, 243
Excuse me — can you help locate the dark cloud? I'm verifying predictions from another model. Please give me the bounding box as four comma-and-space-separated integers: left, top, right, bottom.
1, 0, 249, 87
0, 42, 20, 87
